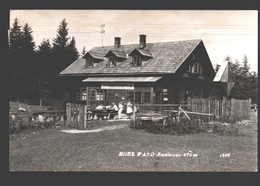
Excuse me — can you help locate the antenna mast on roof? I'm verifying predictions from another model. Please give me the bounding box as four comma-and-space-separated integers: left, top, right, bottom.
100, 24, 105, 48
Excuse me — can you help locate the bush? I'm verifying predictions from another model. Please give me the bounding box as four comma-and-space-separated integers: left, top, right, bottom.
9, 116, 57, 134
211, 115, 240, 135
9, 116, 22, 134
130, 116, 209, 135
130, 113, 242, 136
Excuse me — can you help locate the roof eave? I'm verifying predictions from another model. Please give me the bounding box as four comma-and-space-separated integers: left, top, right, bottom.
59, 72, 176, 77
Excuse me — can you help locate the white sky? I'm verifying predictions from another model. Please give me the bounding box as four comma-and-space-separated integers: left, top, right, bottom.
9, 10, 258, 72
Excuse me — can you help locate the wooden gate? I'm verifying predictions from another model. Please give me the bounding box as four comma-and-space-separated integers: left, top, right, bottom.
66, 103, 87, 128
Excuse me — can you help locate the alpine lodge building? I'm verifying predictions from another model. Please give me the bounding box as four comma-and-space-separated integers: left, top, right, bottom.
59, 35, 216, 107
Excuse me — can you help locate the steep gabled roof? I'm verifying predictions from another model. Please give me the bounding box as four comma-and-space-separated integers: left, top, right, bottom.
213, 61, 235, 82
59, 39, 204, 76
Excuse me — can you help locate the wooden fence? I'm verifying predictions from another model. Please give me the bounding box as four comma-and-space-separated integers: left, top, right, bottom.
187, 97, 251, 121
65, 97, 251, 128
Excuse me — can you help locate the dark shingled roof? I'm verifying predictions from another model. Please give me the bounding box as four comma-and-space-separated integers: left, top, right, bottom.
60, 39, 202, 76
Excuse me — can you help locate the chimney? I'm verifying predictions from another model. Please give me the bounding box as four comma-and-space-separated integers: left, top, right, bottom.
114, 37, 121, 49
139, 34, 146, 48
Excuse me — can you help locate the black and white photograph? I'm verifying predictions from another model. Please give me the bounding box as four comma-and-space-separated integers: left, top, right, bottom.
9, 10, 257, 172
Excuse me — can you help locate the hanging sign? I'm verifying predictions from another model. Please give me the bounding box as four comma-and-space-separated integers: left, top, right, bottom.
101, 83, 134, 90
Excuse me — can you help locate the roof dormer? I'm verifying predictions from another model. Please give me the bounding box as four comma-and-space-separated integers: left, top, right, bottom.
104, 50, 127, 67
83, 51, 104, 68
129, 48, 153, 67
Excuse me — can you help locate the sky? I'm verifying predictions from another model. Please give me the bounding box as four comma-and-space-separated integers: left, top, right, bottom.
9, 10, 258, 72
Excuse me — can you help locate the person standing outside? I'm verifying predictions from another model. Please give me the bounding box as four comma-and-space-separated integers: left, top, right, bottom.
118, 101, 124, 119
126, 99, 133, 119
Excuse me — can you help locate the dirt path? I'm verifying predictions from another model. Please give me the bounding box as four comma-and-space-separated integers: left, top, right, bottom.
60, 124, 128, 133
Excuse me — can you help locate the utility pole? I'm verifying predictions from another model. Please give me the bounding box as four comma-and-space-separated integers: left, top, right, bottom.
100, 24, 105, 47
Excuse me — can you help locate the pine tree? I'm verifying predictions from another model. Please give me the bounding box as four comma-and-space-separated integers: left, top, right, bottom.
51, 19, 79, 99
224, 55, 232, 64
20, 23, 37, 98
241, 55, 250, 76
9, 18, 23, 100
212, 55, 257, 103
36, 39, 53, 99
81, 46, 86, 57
66, 36, 79, 64
9, 20, 38, 99
52, 19, 70, 50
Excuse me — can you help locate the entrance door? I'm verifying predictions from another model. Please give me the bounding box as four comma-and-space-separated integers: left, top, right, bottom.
155, 91, 162, 104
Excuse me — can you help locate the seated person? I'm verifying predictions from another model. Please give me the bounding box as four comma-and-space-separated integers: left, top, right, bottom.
95, 104, 103, 110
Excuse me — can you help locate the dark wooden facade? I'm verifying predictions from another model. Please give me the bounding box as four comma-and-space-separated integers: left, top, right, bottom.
60, 72, 212, 107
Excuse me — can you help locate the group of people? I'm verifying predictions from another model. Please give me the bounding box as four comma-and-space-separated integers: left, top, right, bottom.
95, 99, 133, 119
93, 98, 135, 119
111, 99, 133, 119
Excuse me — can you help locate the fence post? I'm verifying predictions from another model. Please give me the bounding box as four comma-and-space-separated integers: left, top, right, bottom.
202, 98, 206, 114
248, 99, 251, 120
209, 98, 211, 114
187, 97, 190, 110
222, 97, 226, 117
230, 98, 235, 121
66, 103, 71, 126
76, 104, 79, 129
215, 100, 218, 117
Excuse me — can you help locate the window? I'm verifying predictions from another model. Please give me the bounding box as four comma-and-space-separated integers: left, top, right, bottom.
90, 89, 96, 101
132, 55, 142, 67
163, 88, 168, 102
96, 90, 105, 101
192, 63, 199, 73
109, 56, 116, 67
77, 87, 87, 101
142, 92, 151, 103
127, 91, 134, 102
90, 89, 106, 101
127, 91, 150, 103
86, 58, 93, 68
134, 91, 141, 103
